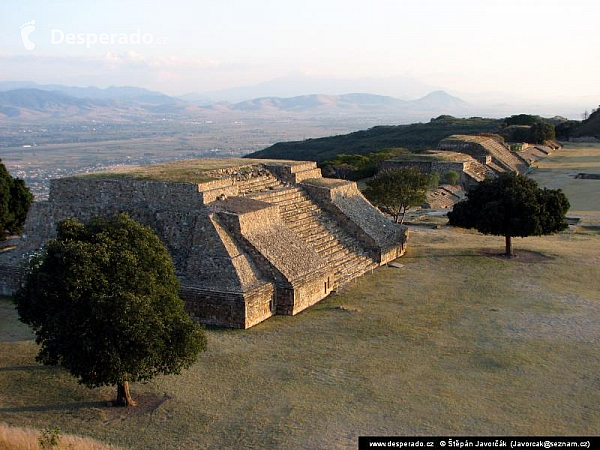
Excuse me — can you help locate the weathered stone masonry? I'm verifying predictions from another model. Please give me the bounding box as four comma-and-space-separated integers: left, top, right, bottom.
0, 159, 407, 328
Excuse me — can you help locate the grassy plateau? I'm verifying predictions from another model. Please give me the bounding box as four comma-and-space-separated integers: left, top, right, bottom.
1, 144, 599, 449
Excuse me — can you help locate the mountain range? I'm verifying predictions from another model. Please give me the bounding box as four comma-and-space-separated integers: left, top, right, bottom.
179, 74, 439, 105
0, 82, 474, 122
0, 81, 174, 104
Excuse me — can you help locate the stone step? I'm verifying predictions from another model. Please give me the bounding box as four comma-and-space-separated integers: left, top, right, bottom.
279, 202, 320, 217
294, 167, 322, 182
336, 254, 371, 278
322, 244, 353, 262
293, 226, 326, 242
238, 175, 279, 188
285, 214, 322, 232
337, 260, 378, 286
304, 228, 332, 245
251, 183, 379, 289
250, 187, 302, 203
311, 234, 338, 252
318, 243, 349, 261
278, 199, 318, 213
259, 193, 304, 206
281, 209, 319, 222
274, 193, 311, 207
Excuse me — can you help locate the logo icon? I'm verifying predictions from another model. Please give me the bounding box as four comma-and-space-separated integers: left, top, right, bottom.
20, 20, 36, 50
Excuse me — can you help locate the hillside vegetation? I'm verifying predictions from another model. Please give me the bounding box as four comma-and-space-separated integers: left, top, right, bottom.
247, 116, 502, 162
572, 108, 600, 138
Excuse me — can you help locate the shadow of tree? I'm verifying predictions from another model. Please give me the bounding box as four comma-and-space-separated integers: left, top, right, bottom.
402, 252, 484, 259
0, 401, 105, 413
0, 365, 53, 372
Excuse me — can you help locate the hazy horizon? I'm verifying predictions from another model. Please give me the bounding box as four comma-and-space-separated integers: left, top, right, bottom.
1, 0, 599, 108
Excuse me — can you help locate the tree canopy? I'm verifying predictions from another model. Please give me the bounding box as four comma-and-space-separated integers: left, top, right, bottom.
448, 173, 570, 257
527, 121, 556, 144
363, 168, 433, 224
321, 148, 408, 181
444, 170, 460, 186
502, 114, 541, 127
16, 213, 207, 406
0, 158, 33, 240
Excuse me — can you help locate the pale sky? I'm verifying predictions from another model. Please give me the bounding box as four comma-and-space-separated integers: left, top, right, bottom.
1, 0, 599, 101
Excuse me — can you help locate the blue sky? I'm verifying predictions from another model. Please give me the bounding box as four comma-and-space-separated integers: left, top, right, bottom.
1, 0, 599, 101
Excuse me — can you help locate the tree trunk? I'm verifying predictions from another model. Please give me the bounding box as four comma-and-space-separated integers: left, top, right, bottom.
399, 207, 407, 225
116, 381, 136, 407
505, 234, 514, 258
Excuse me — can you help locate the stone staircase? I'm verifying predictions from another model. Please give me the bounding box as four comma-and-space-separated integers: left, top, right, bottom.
249, 186, 378, 288
235, 174, 283, 195
482, 139, 529, 173
425, 185, 463, 209
463, 160, 495, 183
486, 161, 506, 174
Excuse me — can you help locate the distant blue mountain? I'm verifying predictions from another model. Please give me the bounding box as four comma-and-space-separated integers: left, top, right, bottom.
0, 81, 177, 104
182, 74, 439, 104
0, 81, 473, 121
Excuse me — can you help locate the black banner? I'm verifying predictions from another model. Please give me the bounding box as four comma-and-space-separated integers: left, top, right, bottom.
358, 437, 598, 450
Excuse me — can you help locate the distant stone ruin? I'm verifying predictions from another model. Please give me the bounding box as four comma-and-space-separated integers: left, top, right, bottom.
380, 150, 494, 188
381, 134, 551, 209
0, 159, 407, 328
438, 134, 529, 174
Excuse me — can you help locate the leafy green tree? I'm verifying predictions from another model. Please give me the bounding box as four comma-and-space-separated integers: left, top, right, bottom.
554, 121, 578, 140
0, 158, 33, 240
444, 171, 460, 186
502, 114, 540, 127
364, 168, 433, 224
16, 214, 207, 406
8, 178, 33, 235
527, 122, 555, 144
0, 160, 10, 239
448, 173, 570, 257
321, 149, 409, 181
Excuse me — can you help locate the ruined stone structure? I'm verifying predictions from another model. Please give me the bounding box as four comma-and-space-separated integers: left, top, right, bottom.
438, 135, 529, 174
423, 185, 465, 210
0, 159, 407, 328
380, 150, 494, 188
379, 135, 538, 210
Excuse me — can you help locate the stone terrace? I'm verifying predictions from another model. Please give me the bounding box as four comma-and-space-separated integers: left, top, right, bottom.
0, 159, 407, 329
380, 150, 494, 187
438, 135, 529, 174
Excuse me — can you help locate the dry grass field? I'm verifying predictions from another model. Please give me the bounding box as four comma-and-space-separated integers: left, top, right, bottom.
0, 422, 119, 450
529, 143, 600, 217
0, 144, 599, 449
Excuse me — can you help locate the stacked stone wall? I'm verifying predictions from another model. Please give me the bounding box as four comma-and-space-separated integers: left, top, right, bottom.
213, 197, 333, 315
1, 159, 408, 328
301, 180, 407, 263
50, 178, 204, 208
